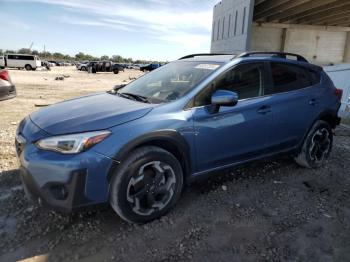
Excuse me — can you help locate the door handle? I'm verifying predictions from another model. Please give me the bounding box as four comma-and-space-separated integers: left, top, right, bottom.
309, 99, 317, 106
257, 105, 271, 114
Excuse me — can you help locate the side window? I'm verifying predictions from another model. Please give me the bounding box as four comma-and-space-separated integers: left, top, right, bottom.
194, 63, 265, 107
309, 70, 321, 85
271, 63, 312, 93
298, 68, 312, 88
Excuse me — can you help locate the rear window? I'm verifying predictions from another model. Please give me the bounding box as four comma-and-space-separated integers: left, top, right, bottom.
270, 63, 314, 93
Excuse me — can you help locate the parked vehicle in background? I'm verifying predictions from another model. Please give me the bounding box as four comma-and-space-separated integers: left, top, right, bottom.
78, 62, 91, 71
111, 63, 125, 74
48, 61, 58, 66
76, 61, 89, 71
131, 64, 140, 70
0, 54, 41, 71
86, 61, 98, 73
140, 63, 161, 72
0, 70, 16, 101
87, 61, 125, 74
122, 64, 133, 69
16, 52, 342, 224
0, 56, 5, 69
41, 61, 51, 70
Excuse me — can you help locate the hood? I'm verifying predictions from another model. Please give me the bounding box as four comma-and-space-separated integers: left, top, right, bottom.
30, 93, 154, 135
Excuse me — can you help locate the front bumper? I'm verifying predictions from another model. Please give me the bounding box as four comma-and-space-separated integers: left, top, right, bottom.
19, 167, 101, 212
16, 118, 117, 212
0, 84, 16, 101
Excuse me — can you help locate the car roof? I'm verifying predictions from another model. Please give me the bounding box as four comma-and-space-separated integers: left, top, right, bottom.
178, 52, 321, 70
179, 54, 235, 63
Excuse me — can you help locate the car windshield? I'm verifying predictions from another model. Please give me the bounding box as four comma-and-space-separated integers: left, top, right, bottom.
114, 61, 222, 103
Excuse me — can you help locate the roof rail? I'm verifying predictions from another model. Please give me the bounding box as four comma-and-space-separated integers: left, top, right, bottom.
236, 52, 308, 63
179, 53, 235, 60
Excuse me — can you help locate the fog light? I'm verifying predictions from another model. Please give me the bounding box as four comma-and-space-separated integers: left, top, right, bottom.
50, 185, 68, 200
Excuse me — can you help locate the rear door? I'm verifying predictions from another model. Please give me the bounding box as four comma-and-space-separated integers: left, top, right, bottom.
266, 62, 322, 151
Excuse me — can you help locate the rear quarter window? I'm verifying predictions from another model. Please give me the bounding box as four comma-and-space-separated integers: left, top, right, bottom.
270, 62, 313, 94
308, 69, 321, 85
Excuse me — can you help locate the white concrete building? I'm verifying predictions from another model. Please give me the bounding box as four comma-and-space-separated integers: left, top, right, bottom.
211, 0, 350, 65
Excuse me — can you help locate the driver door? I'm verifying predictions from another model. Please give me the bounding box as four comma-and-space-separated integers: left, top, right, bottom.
192, 62, 273, 173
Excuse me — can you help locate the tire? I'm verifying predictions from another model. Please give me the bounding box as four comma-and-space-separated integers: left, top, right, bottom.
109, 146, 183, 224
294, 120, 333, 169
81, 66, 87, 71
25, 64, 32, 71
113, 69, 119, 74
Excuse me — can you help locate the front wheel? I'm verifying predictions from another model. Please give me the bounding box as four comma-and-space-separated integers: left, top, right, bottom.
109, 146, 183, 224
25, 64, 32, 71
294, 120, 333, 169
113, 69, 119, 74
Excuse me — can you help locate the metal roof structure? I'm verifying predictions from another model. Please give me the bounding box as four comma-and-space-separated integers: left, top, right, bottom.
254, 0, 350, 27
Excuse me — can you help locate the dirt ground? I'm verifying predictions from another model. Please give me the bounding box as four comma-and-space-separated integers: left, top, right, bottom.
0, 67, 350, 262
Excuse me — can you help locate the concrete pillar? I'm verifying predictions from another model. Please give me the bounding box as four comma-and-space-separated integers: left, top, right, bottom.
343, 32, 350, 63
280, 28, 287, 52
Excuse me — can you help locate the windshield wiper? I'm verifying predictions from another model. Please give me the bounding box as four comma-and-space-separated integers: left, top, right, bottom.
118, 92, 151, 103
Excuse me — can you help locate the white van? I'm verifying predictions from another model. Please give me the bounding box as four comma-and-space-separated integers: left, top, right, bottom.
2, 54, 41, 71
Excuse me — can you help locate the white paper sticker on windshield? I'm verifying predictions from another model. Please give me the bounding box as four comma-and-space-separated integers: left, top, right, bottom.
195, 64, 220, 70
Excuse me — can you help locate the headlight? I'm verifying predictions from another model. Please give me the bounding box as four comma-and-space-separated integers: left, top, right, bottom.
36, 131, 111, 154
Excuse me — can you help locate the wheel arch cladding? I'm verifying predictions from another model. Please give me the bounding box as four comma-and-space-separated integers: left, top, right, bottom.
107, 130, 192, 182
318, 110, 340, 129
296, 110, 338, 153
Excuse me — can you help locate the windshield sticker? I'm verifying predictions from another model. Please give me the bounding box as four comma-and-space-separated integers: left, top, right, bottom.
195, 64, 220, 70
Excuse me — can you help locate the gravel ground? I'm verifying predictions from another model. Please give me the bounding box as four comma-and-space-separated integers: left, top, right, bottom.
0, 67, 350, 261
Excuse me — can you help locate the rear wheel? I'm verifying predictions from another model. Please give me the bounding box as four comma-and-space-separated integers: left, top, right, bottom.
109, 146, 183, 224
294, 120, 333, 169
25, 64, 32, 71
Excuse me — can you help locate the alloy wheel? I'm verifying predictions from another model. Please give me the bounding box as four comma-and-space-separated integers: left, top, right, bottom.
309, 128, 331, 164
126, 161, 176, 216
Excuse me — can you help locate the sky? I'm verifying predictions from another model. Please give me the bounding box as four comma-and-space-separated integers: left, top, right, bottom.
0, 0, 218, 61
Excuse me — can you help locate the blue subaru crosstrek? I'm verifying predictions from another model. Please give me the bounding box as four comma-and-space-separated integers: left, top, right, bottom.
16, 52, 342, 223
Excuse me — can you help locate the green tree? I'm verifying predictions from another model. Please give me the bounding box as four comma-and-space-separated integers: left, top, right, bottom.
100, 55, 109, 60
112, 55, 123, 63
75, 52, 86, 61
39, 51, 51, 59
53, 52, 64, 59
18, 48, 31, 54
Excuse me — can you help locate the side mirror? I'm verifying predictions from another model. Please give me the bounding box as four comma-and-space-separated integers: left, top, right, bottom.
211, 90, 238, 107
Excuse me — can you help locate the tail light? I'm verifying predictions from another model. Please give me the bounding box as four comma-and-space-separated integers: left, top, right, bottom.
334, 88, 343, 101
0, 70, 10, 82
